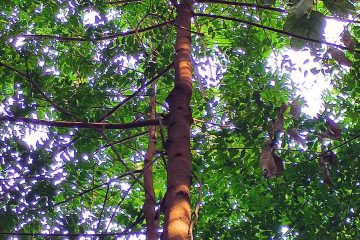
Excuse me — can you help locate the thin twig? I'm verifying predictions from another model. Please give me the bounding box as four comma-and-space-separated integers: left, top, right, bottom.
105, 181, 137, 231
281, 133, 360, 175
0, 116, 162, 130
158, 118, 168, 167
96, 131, 148, 152
105, 0, 142, 4
96, 183, 110, 232
99, 61, 174, 122
0, 61, 75, 117
0, 231, 143, 237
104, 153, 163, 232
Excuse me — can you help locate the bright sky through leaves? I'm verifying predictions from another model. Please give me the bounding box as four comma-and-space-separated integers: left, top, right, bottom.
270, 19, 347, 117
1, 1, 359, 239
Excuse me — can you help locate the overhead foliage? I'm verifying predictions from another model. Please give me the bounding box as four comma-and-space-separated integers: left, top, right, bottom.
0, 0, 359, 239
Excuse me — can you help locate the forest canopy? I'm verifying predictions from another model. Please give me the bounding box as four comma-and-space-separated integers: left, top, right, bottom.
0, 0, 359, 239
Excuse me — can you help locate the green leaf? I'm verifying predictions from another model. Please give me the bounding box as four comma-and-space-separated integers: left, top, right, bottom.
323, 0, 356, 17
283, 10, 326, 50
288, 0, 314, 17
1, 1, 360, 239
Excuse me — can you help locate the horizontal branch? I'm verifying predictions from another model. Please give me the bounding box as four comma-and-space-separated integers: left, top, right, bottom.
106, 0, 142, 4
196, 0, 285, 12
196, 0, 360, 24
20, 20, 174, 42
0, 231, 143, 237
1, 116, 162, 130
195, 13, 356, 52
191, 147, 319, 153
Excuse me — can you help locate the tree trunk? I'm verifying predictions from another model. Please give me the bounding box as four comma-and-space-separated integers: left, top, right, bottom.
163, 0, 193, 239
143, 83, 158, 240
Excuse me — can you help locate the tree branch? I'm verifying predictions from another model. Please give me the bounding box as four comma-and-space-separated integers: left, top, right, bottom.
196, 0, 285, 12
52, 169, 143, 208
196, 0, 360, 24
0, 231, 144, 237
283, 132, 360, 173
1, 116, 163, 130
96, 131, 148, 152
96, 184, 110, 231
143, 82, 158, 239
0, 60, 145, 187
20, 21, 174, 42
0, 61, 28, 78
0, 60, 78, 118
105, 0, 142, 4
195, 13, 357, 52
98, 61, 174, 122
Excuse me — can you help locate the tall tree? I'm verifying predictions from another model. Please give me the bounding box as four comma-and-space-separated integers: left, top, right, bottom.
163, 0, 193, 239
0, 0, 359, 239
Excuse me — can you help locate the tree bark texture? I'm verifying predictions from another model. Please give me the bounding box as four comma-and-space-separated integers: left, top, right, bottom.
163, 0, 193, 239
143, 84, 158, 240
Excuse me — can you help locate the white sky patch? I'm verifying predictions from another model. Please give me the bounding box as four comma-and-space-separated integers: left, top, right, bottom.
83, 10, 103, 26
268, 19, 347, 117
22, 127, 48, 149
275, 49, 332, 116
324, 19, 347, 44
56, 8, 69, 23
38, 59, 45, 67
44, 66, 60, 75
194, 47, 227, 94
121, 233, 146, 240
14, 36, 26, 48
281, 225, 290, 237
114, 55, 138, 74
106, 9, 121, 21
195, 57, 220, 87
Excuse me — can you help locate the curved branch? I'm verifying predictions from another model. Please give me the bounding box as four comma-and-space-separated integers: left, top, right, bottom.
0, 61, 78, 118
195, 13, 356, 52
1, 116, 163, 130
196, 0, 360, 24
105, 0, 142, 4
20, 20, 174, 42
0, 61, 28, 78
21, 19, 202, 42
196, 0, 285, 12
0, 61, 144, 186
